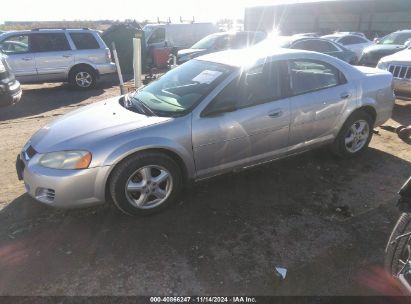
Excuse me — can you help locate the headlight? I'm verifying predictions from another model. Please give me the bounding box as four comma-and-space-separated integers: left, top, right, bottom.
39, 151, 92, 170
377, 61, 388, 70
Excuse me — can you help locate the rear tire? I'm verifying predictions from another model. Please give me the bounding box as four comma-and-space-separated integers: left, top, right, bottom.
385, 213, 411, 276
109, 152, 183, 216
69, 66, 96, 90
331, 111, 374, 158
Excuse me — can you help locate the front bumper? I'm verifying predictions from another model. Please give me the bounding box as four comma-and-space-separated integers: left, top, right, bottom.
393, 78, 411, 97
96, 62, 116, 75
16, 153, 111, 209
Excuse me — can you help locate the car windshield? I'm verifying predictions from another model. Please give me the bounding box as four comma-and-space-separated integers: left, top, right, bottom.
379, 32, 411, 45
129, 60, 234, 116
191, 34, 223, 49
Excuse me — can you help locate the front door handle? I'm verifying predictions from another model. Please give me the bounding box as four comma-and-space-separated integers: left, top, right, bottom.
340, 92, 351, 99
268, 109, 283, 118
62, 54, 72, 58
22, 57, 32, 61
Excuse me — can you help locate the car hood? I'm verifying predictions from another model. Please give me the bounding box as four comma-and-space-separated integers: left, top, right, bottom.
177, 48, 207, 57
363, 44, 405, 55
30, 97, 172, 153
379, 49, 411, 64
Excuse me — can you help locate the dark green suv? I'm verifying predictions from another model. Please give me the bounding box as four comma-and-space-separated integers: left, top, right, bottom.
359, 30, 411, 67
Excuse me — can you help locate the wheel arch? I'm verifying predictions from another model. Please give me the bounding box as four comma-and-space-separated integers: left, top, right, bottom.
352, 105, 377, 124
104, 147, 190, 202
68, 63, 99, 81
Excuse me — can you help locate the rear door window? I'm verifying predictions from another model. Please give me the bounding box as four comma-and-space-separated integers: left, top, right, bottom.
293, 40, 339, 53
289, 59, 345, 95
339, 36, 368, 45
69, 33, 100, 50
30, 33, 71, 52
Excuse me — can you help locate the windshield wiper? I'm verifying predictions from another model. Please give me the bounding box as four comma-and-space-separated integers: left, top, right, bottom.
122, 93, 154, 116
136, 97, 158, 116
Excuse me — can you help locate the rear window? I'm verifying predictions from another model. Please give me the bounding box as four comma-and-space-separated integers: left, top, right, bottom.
70, 33, 100, 50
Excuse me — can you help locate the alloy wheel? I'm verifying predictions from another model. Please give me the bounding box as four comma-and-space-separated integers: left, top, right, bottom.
396, 237, 411, 277
125, 165, 173, 209
344, 120, 370, 153
75, 71, 92, 88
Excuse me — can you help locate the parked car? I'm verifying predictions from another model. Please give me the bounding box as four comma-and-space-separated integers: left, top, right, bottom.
0, 28, 116, 89
176, 31, 266, 65
0, 53, 22, 106
359, 30, 411, 67
377, 47, 411, 98
271, 36, 358, 64
322, 33, 373, 58
144, 23, 218, 68
16, 48, 395, 215
291, 32, 320, 38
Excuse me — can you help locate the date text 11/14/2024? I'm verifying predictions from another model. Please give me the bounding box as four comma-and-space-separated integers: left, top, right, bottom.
149, 296, 257, 303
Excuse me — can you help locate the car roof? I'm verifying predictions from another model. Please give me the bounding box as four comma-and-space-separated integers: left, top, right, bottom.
323, 33, 367, 38
208, 31, 263, 37
195, 46, 335, 68
290, 37, 336, 43
0, 28, 97, 36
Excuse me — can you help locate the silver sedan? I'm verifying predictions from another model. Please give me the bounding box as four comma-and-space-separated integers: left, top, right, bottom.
16, 48, 395, 215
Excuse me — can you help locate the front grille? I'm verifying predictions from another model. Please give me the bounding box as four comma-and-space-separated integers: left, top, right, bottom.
35, 188, 55, 203
45, 189, 56, 201
388, 64, 411, 80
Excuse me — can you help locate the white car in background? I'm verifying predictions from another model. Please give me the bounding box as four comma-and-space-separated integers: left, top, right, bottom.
322, 33, 373, 58
377, 47, 411, 97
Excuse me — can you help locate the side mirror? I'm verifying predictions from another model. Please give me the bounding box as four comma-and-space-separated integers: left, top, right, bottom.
202, 100, 237, 117
373, 37, 380, 44
404, 39, 411, 48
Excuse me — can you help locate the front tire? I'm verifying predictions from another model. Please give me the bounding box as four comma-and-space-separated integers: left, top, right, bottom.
109, 152, 183, 216
331, 111, 374, 158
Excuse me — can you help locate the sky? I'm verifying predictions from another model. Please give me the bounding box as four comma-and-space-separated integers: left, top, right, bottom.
0, 0, 335, 23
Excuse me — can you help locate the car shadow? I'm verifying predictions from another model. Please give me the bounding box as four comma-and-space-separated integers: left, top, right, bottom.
0, 74, 133, 122
392, 100, 411, 127
0, 147, 410, 295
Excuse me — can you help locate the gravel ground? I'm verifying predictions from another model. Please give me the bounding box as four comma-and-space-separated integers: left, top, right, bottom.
0, 76, 410, 296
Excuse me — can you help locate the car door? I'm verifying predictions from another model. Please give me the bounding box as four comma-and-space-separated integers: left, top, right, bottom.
30, 32, 74, 82
0, 34, 38, 83
287, 59, 353, 146
191, 61, 291, 178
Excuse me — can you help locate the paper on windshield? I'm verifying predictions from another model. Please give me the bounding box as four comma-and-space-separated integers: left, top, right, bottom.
192, 70, 223, 84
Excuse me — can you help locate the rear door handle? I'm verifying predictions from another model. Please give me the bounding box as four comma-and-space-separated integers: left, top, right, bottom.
62, 54, 72, 58
268, 109, 283, 118
340, 92, 351, 99
22, 57, 32, 61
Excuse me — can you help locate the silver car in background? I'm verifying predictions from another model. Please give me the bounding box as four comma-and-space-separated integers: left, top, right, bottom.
0, 28, 116, 89
321, 32, 373, 58
16, 47, 395, 215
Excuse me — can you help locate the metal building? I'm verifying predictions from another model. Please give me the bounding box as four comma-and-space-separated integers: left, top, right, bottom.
244, 0, 411, 36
